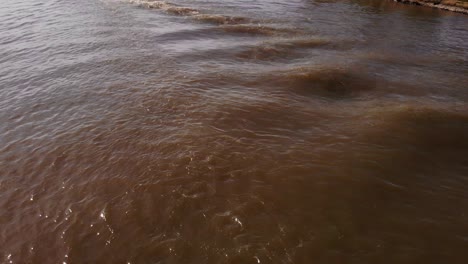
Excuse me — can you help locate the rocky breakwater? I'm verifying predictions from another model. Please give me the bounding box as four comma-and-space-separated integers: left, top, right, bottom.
395, 0, 468, 14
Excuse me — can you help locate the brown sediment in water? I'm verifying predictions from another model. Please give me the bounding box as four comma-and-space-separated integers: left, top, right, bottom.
277, 38, 333, 48
220, 24, 299, 36
245, 64, 451, 99
360, 103, 468, 150
237, 44, 290, 60
316, 102, 468, 256
394, 0, 468, 14
193, 14, 250, 25
129, 1, 262, 30
209, 100, 317, 134
336, 101, 468, 207
273, 67, 377, 98
359, 50, 449, 66
3, 0, 468, 263
171, 36, 335, 62
237, 38, 336, 60
194, 65, 381, 99
128, 0, 294, 35
166, 6, 199, 16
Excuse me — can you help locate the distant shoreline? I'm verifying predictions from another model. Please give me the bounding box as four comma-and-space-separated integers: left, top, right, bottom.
394, 0, 468, 14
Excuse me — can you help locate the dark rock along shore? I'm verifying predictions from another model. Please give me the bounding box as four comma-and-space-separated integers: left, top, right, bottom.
395, 0, 468, 14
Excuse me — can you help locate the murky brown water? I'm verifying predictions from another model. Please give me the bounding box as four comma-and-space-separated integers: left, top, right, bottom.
1, 0, 468, 263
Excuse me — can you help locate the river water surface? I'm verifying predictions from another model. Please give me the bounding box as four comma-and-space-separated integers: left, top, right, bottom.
1, 0, 468, 263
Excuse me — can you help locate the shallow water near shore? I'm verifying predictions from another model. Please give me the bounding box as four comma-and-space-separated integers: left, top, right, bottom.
1, 0, 468, 263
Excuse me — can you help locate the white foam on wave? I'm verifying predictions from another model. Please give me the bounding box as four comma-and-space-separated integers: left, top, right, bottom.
129, 0, 168, 9
128, 0, 199, 15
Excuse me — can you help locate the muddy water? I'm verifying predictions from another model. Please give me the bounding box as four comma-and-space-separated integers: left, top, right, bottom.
1, 0, 468, 263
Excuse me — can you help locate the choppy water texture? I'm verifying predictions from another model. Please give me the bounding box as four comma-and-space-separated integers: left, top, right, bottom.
1, 0, 468, 263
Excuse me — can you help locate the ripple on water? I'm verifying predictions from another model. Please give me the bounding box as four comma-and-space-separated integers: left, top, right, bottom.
1, 0, 468, 263
220, 24, 300, 36
193, 14, 250, 25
